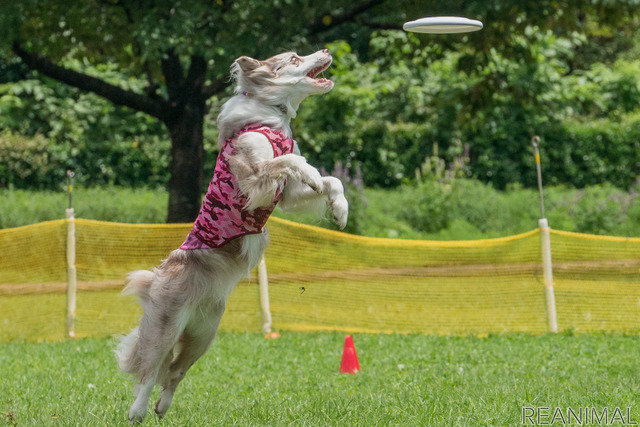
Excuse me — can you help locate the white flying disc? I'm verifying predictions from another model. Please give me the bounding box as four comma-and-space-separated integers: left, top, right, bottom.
403, 16, 483, 34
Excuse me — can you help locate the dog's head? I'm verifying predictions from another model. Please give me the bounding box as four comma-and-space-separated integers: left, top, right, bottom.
231, 49, 333, 112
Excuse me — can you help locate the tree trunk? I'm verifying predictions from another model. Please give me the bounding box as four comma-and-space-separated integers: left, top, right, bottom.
165, 99, 206, 223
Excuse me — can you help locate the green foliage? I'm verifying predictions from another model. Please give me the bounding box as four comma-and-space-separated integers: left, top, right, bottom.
0, 0, 432, 87
566, 60, 640, 116
0, 132, 53, 188
4, 180, 639, 239
540, 112, 640, 190
296, 30, 562, 187
398, 182, 451, 233
296, 26, 640, 191
572, 185, 628, 235
0, 69, 170, 189
530, 59, 640, 190
361, 179, 640, 240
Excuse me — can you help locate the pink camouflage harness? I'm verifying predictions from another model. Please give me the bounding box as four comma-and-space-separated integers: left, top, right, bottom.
180, 123, 295, 250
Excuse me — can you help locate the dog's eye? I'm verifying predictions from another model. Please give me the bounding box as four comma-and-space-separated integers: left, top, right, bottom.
290, 56, 300, 65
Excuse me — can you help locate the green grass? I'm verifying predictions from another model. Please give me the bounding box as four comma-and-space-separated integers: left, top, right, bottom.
0, 187, 168, 228
1, 332, 639, 426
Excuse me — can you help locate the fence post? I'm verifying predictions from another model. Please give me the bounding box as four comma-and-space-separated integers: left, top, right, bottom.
532, 137, 558, 333
258, 256, 272, 334
539, 218, 558, 332
65, 170, 77, 338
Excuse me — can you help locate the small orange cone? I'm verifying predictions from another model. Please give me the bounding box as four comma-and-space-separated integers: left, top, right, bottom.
339, 335, 360, 374
264, 331, 280, 339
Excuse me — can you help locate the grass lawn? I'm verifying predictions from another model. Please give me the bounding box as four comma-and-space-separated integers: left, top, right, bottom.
1, 332, 639, 426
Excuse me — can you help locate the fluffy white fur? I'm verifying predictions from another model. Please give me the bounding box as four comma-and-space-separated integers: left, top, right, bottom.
116, 49, 348, 423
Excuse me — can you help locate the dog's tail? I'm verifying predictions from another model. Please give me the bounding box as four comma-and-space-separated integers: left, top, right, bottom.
115, 270, 154, 376
122, 270, 153, 304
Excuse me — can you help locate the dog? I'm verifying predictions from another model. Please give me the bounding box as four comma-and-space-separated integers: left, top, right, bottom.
115, 48, 348, 423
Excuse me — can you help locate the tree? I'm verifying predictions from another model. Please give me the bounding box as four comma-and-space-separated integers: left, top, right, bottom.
2, 0, 638, 220
3, 0, 405, 222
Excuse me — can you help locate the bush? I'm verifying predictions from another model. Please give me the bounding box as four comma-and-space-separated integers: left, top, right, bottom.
540, 113, 640, 190
569, 184, 632, 234
0, 132, 63, 189
0, 130, 171, 190
363, 179, 640, 240
0, 73, 173, 190
398, 182, 452, 233
451, 180, 540, 235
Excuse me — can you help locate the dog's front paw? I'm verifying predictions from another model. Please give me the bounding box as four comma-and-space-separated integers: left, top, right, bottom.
331, 195, 349, 230
299, 164, 323, 193
285, 155, 324, 193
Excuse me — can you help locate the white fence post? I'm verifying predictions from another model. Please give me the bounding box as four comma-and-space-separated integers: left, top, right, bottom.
65, 207, 77, 338
65, 170, 77, 338
539, 218, 558, 333
532, 137, 558, 333
258, 256, 272, 334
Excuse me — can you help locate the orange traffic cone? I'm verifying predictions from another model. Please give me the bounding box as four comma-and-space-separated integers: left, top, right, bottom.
264, 331, 280, 339
339, 335, 360, 374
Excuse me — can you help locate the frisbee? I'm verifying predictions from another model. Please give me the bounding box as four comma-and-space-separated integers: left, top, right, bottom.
403, 16, 483, 34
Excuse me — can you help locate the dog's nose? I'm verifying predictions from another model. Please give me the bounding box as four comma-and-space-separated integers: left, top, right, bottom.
322, 48, 330, 54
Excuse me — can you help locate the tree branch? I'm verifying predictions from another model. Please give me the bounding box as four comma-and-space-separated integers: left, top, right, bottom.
13, 42, 168, 121
203, 76, 230, 99
357, 19, 403, 31
307, 0, 386, 35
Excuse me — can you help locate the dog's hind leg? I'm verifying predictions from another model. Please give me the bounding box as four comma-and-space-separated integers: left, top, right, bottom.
154, 300, 226, 419
128, 305, 188, 423
128, 374, 156, 423
128, 341, 179, 423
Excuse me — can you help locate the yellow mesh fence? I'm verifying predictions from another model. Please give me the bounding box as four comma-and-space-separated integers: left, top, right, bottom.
1, 217, 639, 342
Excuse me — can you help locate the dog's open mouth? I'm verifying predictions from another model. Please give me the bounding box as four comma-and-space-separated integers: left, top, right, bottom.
306, 60, 332, 86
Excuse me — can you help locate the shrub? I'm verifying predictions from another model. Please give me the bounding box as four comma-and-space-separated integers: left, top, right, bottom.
0, 132, 64, 189
540, 112, 640, 190
570, 184, 630, 234
0, 74, 173, 190
398, 182, 452, 233
0, 130, 172, 190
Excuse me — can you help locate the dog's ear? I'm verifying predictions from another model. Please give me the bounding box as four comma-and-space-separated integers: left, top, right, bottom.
235, 56, 262, 73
